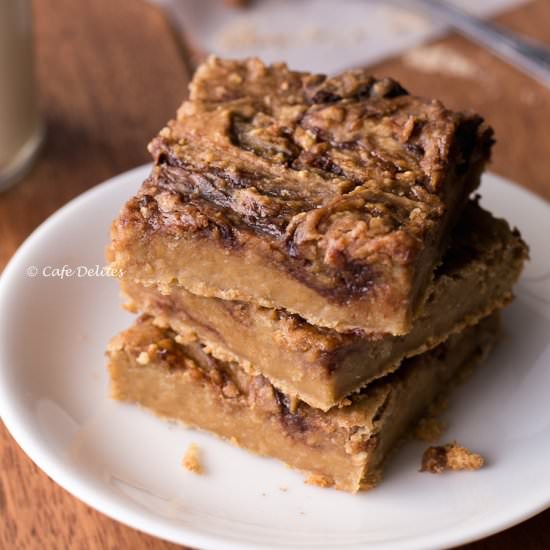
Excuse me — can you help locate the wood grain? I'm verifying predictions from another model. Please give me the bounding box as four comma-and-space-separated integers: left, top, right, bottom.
0, 1, 548, 549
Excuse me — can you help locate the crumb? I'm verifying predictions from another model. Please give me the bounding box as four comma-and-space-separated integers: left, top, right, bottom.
305, 474, 333, 488
414, 417, 446, 443
182, 443, 203, 474
261, 492, 266, 496
403, 45, 480, 79
279, 487, 288, 492
421, 441, 485, 474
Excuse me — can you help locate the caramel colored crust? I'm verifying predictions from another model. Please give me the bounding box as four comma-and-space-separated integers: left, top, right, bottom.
107, 314, 499, 492
109, 56, 493, 334
120, 201, 527, 410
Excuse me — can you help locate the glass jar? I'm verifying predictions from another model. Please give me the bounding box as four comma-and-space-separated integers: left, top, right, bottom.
0, 0, 44, 191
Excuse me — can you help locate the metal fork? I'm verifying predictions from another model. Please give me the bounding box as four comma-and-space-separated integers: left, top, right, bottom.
388, 0, 550, 88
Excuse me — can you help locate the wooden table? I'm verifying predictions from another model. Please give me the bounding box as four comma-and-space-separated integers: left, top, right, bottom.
1, 1, 548, 548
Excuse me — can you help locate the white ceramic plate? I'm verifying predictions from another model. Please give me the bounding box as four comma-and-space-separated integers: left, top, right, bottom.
1, 165, 549, 550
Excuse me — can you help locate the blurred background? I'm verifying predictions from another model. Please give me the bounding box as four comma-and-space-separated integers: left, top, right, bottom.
0, 1, 548, 548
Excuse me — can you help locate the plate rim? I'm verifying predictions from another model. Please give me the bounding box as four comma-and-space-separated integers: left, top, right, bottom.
0, 164, 549, 550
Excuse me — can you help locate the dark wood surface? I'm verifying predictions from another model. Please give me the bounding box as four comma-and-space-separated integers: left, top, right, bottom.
0, 1, 548, 549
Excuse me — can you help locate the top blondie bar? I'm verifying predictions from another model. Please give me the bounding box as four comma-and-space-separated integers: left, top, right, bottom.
109, 56, 494, 334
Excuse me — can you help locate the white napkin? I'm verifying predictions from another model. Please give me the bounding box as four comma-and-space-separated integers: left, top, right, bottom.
152, 0, 528, 73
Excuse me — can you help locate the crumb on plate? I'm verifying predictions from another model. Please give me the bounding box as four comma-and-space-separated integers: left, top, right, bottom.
421, 441, 485, 474
182, 442, 203, 474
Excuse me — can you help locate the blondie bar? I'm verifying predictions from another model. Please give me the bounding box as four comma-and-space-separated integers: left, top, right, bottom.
109, 57, 494, 334
107, 314, 499, 492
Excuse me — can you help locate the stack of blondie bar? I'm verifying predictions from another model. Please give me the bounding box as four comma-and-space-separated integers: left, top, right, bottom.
106, 57, 527, 492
